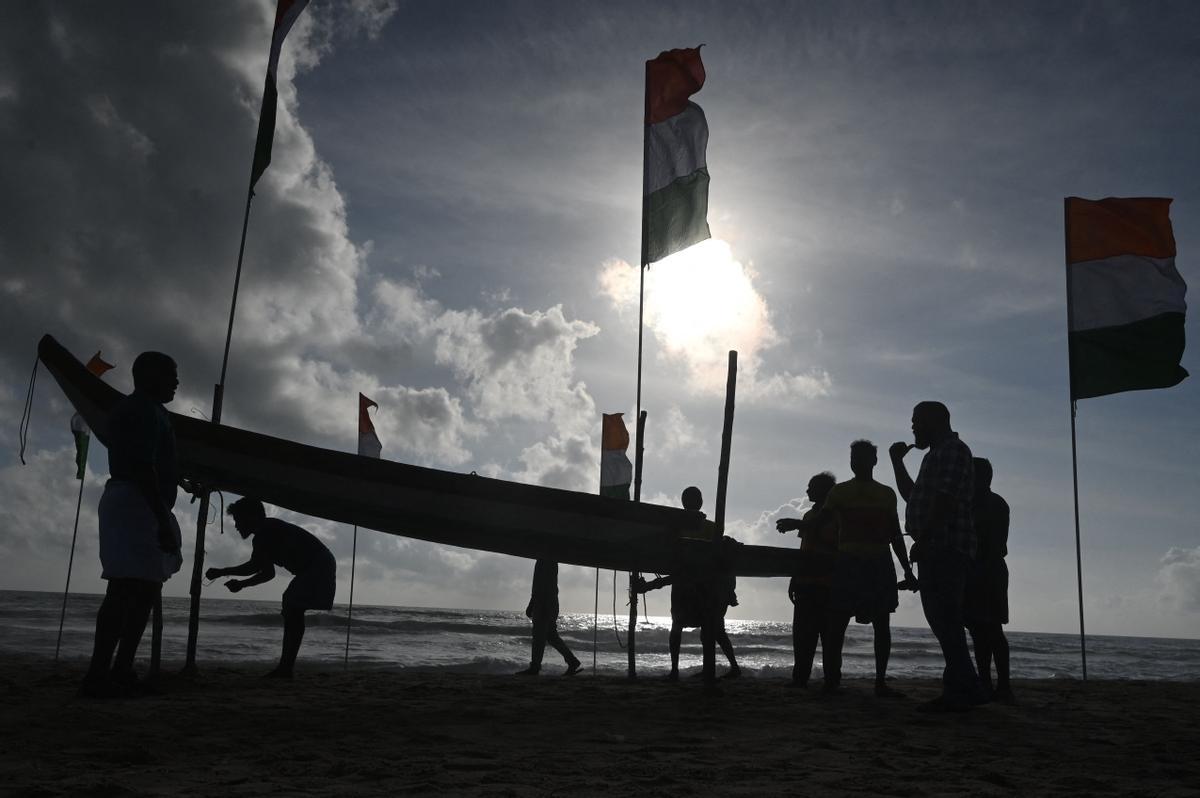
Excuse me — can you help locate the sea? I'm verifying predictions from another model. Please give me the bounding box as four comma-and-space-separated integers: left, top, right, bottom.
3, 590, 1197, 681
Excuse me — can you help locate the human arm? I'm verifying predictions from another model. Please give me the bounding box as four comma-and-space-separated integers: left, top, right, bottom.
634, 575, 672, 594
888, 442, 915, 502
205, 561, 275, 593
890, 515, 917, 590
776, 508, 831, 537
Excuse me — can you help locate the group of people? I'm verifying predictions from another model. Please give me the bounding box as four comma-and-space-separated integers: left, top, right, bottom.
81, 351, 338, 696
81, 352, 1008, 710
776, 400, 1012, 711
521, 401, 1012, 713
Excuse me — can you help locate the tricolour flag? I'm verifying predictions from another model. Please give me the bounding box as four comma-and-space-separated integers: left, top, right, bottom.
1066, 197, 1188, 400
250, 0, 310, 191
642, 47, 711, 266
600, 413, 633, 500
71, 352, 116, 480
358, 393, 382, 458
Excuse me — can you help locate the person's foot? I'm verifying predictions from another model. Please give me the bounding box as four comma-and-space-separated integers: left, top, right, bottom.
874, 682, 905, 698
993, 685, 1017, 705
514, 667, 539, 676
720, 667, 742, 680
564, 661, 583, 676
915, 695, 971, 714
263, 667, 293, 680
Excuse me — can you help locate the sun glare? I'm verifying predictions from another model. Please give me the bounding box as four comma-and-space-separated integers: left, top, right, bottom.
643, 239, 776, 389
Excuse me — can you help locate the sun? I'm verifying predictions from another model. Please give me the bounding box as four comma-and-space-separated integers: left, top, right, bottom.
643, 240, 775, 386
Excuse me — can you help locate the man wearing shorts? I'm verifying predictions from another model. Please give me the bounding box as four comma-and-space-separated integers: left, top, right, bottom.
207, 498, 336, 678
823, 440, 915, 697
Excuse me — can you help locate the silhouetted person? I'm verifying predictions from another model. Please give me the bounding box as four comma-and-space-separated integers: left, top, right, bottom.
516, 559, 582, 676
776, 472, 838, 688
890, 401, 980, 712
206, 498, 336, 679
823, 441, 915, 697
965, 457, 1014, 704
639, 487, 740, 686
82, 351, 183, 697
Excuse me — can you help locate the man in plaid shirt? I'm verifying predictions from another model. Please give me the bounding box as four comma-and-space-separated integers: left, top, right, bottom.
890, 401, 980, 711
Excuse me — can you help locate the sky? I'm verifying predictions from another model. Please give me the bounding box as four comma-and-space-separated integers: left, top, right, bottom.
1, 1, 1198, 640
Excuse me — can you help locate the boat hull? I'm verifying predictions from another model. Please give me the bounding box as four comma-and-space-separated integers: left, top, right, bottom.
38, 335, 799, 578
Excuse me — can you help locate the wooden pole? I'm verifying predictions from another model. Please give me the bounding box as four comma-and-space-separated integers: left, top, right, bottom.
54, 473, 87, 663
1063, 198, 1088, 681
714, 351, 738, 535
344, 525, 358, 668
628, 410, 648, 678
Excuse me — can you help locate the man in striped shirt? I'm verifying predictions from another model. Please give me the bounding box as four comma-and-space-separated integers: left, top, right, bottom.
890, 401, 980, 712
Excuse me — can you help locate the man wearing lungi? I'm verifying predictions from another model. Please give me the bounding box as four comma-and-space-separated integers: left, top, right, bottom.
82, 351, 184, 697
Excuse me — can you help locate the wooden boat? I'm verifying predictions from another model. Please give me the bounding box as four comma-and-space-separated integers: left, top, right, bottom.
38, 334, 798, 577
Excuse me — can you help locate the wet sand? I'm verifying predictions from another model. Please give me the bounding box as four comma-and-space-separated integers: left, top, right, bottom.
2, 655, 1199, 797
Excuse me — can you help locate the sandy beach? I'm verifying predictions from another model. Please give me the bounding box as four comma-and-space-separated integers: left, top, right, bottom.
2, 655, 1198, 797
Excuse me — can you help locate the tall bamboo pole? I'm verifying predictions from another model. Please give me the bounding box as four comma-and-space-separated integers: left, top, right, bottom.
344, 525, 358, 668
1063, 199, 1088, 680
54, 474, 87, 663
184, 176, 256, 675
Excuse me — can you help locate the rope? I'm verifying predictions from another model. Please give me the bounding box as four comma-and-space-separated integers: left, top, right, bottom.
17, 354, 38, 464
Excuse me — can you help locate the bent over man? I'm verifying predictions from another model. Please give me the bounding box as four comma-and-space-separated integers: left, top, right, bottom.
207, 498, 336, 678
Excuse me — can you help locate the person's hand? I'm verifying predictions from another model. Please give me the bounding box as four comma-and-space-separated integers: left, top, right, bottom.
898, 571, 919, 592
226, 581, 243, 594
889, 441, 912, 461
776, 518, 798, 534
787, 587, 796, 605
205, 567, 222, 581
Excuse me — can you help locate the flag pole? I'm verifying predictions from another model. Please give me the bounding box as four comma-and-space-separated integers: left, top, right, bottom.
54, 473, 87, 663
183, 179, 256, 675
344, 525, 358, 668
626, 62, 653, 681
1063, 198, 1088, 681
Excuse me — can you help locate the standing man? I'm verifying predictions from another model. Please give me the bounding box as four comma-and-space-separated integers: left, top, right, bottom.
965, 458, 1014, 704
776, 472, 838, 689
82, 351, 184, 697
890, 401, 980, 712
638, 486, 741, 682
822, 441, 916, 697
206, 498, 336, 679
516, 559, 582, 677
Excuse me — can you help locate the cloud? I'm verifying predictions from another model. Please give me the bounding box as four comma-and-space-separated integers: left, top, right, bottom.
1157, 547, 1200, 613
599, 241, 832, 401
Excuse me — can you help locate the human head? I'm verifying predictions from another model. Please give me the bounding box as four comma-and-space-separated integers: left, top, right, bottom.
973, 457, 993, 493
227, 497, 266, 538
681, 486, 703, 511
911, 401, 951, 450
132, 351, 178, 404
849, 439, 877, 479
806, 472, 836, 505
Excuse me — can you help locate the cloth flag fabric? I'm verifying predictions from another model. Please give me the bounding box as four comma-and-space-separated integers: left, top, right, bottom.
642, 47, 711, 266
250, 0, 310, 191
71, 352, 115, 479
1066, 197, 1188, 400
600, 414, 633, 500
358, 393, 382, 458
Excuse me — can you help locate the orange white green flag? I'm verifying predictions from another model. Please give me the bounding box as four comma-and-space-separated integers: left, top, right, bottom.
600, 414, 633, 500
642, 46, 710, 266
1066, 197, 1188, 400
358, 393, 382, 458
71, 352, 115, 479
